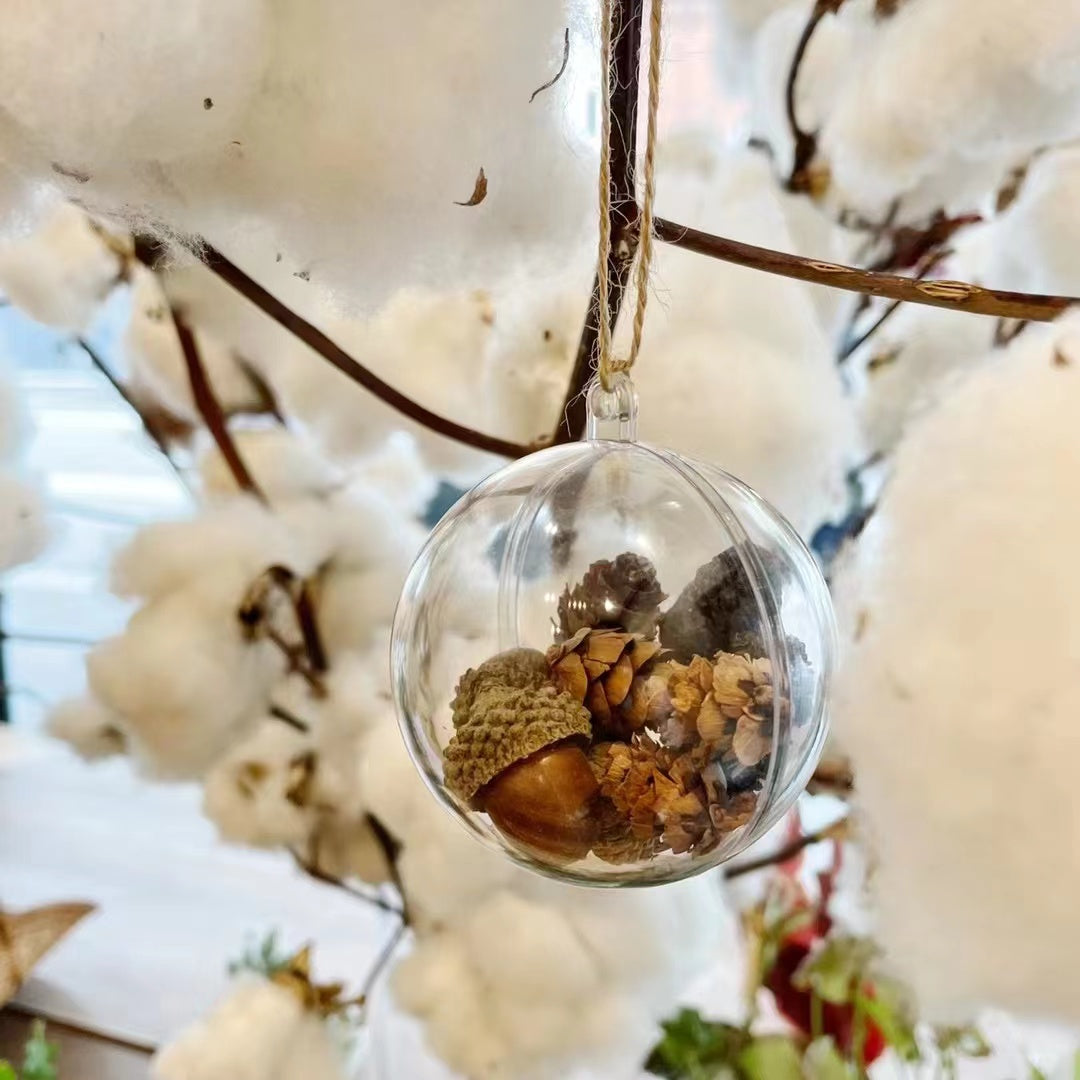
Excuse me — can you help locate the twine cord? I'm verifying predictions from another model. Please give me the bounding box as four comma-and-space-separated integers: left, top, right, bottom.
597, 0, 663, 391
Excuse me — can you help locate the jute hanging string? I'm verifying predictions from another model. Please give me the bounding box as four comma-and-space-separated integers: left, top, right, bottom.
596, 0, 663, 391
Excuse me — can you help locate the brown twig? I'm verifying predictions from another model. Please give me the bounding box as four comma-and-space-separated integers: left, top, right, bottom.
838, 248, 946, 362
171, 308, 267, 501
135, 239, 536, 461
653, 216, 1077, 322
724, 820, 846, 880
785, 0, 844, 192
553, 0, 644, 444
290, 849, 404, 917
359, 922, 408, 1004
75, 337, 189, 488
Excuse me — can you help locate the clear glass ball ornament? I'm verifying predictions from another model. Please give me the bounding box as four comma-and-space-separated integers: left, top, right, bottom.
392, 375, 836, 886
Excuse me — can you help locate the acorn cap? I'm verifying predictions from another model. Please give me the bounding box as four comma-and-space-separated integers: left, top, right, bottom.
444, 648, 591, 804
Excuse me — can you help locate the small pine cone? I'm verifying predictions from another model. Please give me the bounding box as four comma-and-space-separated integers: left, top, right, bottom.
591, 800, 664, 865
660, 547, 772, 662
548, 629, 661, 734
557, 553, 666, 640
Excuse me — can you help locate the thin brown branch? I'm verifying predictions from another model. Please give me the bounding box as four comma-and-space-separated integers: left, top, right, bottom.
171, 308, 266, 501
75, 337, 189, 487
268, 702, 311, 733
553, 0, 644, 445
724, 819, 847, 880
366, 813, 410, 924
653, 216, 1077, 322
839, 248, 944, 362
785, 0, 843, 192
135, 239, 535, 460
290, 849, 404, 917
359, 922, 408, 1004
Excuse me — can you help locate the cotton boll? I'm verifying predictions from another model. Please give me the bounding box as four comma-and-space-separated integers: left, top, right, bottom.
851, 298, 997, 455
832, 314, 1080, 1020
393, 938, 510, 1080
153, 978, 348, 1080
750, 5, 870, 180
267, 288, 502, 484
481, 264, 590, 444
110, 499, 323, 602
203, 719, 315, 849
0, 468, 48, 571
87, 580, 284, 777
991, 147, 1080, 296
356, 716, 437, 849
0, 1, 269, 175
215, 1, 592, 310
46, 696, 127, 761
821, 0, 1080, 214
0, 203, 123, 331
199, 427, 343, 503
398, 817, 519, 929
635, 326, 856, 536
124, 265, 270, 422
348, 432, 438, 518
466, 890, 602, 1001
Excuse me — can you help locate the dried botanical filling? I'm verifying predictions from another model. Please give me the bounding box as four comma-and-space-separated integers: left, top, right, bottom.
442, 549, 800, 865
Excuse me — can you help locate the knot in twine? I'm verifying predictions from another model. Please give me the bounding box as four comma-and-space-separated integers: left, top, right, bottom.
596, 0, 664, 392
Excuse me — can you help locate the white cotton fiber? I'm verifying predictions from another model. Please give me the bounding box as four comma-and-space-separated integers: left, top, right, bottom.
0, 203, 123, 331
199, 427, 343, 503
203, 718, 315, 849
264, 287, 503, 483
990, 147, 1080, 297
0, 1, 269, 173
124, 265, 269, 422
822, 0, 1080, 212
46, 696, 127, 761
152, 978, 348, 1080
87, 580, 285, 777
110, 499, 322, 602
0, 2, 593, 313
0, 468, 48, 571
832, 312, 1080, 1021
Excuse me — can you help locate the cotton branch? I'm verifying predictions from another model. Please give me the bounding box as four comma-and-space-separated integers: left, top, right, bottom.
723, 818, 848, 880
135, 239, 536, 460
653, 217, 1077, 321
553, 0, 644, 444
75, 336, 190, 487
171, 308, 267, 501
785, 0, 844, 192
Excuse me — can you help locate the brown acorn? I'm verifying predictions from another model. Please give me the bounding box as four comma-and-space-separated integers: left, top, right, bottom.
479, 742, 599, 862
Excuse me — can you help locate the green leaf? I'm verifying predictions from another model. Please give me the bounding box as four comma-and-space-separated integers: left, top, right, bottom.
935, 1023, 992, 1060
793, 937, 878, 1005
803, 1037, 857, 1080
21, 1021, 59, 1080
645, 1009, 746, 1079
0, 1061, 18, 1080
1074, 1049, 1080, 1080
857, 978, 920, 1062
736, 1035, 803, 1080
227, 929, 291, 978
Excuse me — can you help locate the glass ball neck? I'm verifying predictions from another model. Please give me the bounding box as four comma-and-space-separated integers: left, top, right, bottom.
585, 373, 639, 442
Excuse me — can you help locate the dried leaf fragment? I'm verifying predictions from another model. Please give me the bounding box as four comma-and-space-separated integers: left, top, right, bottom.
454, 167, 488, 207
